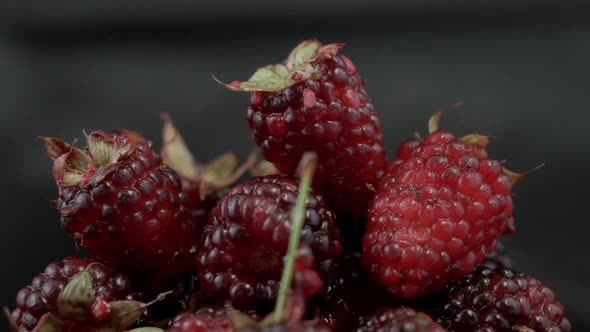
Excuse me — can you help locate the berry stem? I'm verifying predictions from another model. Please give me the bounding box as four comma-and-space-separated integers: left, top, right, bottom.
274, 152, 318, 322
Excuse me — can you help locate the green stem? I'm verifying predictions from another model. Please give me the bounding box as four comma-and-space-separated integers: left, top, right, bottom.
274, 153, 317, 322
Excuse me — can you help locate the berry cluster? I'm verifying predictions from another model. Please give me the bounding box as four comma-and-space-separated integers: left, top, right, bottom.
6, 40, 570, 332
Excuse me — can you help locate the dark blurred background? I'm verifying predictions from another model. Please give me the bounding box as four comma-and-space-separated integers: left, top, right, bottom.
1, 1, 589, 329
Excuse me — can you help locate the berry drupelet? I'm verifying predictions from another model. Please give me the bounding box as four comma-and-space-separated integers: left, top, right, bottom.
362, 111, 527, 298
40, 130, 201, 287
311, 253, 400, 331
166, 307, 240, 332
432, 265, 571, 332
9, 257, 137, 332
196, 175, 341, 311
356, 307, 447, 332
238, 321, 332, 332
222, 40, 386, 217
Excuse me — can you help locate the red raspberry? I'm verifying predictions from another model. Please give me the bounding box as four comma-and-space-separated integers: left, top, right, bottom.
10, 257, 137, 332
196, 175, 341, 311
312, 254, 400, 331
223, 40, 386, 217
167, 307, 240, 332
362, 113, 523, 298
40, 130, 200, 286
357, 307, 446, 332
432, 266, 571, 332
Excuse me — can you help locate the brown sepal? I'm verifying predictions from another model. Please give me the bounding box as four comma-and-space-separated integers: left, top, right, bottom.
250, 160, 280, 177
460, 134, 492, 147
427, 100, 464, 134
4, 306, 18, 332
513, 326, 535, 332
87, 129, 142, 167
161, 115, 257, 199
39, 137, 91, 186
31, 313, 64, 332
502, 163, 544, 185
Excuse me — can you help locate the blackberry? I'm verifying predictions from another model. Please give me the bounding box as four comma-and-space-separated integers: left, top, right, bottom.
433, 266, 571, 332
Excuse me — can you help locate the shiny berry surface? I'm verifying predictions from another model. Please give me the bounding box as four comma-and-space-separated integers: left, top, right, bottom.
50, 130, 203, 286
197, 175, 341, 311
167, 307, 237, 332
433, 266, 571, 332
362, 130, 515, 298
10, 257, 136, 332
246, 52, 386, 217
357, 307, 447, 332
312, 254, 400, 331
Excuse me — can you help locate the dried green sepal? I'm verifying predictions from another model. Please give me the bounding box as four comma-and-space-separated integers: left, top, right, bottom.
216, 40, 344, 92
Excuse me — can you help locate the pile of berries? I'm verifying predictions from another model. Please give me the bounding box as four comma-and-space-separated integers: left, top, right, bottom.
6, 40, 571, 332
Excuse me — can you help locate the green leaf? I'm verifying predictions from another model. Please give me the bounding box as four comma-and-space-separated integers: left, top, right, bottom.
57, 269, 95, 318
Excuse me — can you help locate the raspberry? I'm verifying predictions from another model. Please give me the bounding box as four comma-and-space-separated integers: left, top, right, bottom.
196, 175, 341, 311
10, 257, 137, 332
167, 306, 327, 332
432, 266, 571, 332
357, 307, 446, 332
223, 40, 386, 217
312, 254, 400, 331
238, 321, 332, 332
41, 130, 202, 287
362, 113, 520, 298
167, 307, 239, 332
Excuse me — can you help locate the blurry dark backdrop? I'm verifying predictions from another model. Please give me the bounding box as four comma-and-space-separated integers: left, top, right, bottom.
1, 1, 589, 329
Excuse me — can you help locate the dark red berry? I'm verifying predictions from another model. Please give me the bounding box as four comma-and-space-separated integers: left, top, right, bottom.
225, 40, 386, 217
137, 274, 209, 328
167, 307, 239, 332
197, 175, 341, 311
312, 254, 400, 331
432, 265, 571, 332
10, 257, 137, 332
362, 117, 517, 298
41, 130, 202, 287
238, 321, 332, 332
357, 307, 446, 332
